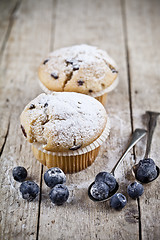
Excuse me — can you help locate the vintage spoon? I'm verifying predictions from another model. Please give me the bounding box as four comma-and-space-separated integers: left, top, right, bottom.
132, 111, 160, 183
88, 128, 147, 202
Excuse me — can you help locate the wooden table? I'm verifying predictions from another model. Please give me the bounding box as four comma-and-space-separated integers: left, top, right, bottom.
0, 0, 160, 239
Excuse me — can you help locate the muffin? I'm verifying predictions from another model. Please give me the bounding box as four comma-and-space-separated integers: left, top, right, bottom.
20, 92, 110, 173
38, 44, 118, 105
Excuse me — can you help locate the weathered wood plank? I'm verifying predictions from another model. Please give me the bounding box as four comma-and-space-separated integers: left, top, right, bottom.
38, 0, 139, 239
0, 0, 55, 239
0, 0, 18, 53
0, 0, 20, 150
125, 0, 160, 239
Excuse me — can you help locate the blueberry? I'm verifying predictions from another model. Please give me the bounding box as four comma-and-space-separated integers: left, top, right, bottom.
20, 181, 39, 201
77, 80, 84, 86
12, 166, 27, 182
72, 64, 79, 71
90, 181, 109, 200
44, 167, 66, 188
127, 182, 144, 199
110, 193, 127, 210
51, 72, 59, 79
29, 104, 35, 109
95, 172, 117, 192
49, 184, 69, 205
136, 158, 157, 183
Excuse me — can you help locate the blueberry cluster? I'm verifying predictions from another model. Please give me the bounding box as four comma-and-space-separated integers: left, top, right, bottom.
109, 181, 144, 210
110, 158, 158, 210
12, 166, 39, 201
12, 166, 69, 205
44, 167, 69, 205
90, 172, 118, 201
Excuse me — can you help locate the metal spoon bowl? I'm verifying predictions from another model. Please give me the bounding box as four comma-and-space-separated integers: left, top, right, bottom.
88, 181, 119, 202
132, 111, 160, 184
88, 128, 147, 202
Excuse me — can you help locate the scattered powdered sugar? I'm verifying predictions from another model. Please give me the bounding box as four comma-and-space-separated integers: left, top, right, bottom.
20, 92, 107, 152
47, 168, 66, 182
48, 44, 117, 69
43, 44, 117, 86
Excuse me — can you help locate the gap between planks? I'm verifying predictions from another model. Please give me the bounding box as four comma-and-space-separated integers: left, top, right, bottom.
121, 0, 142, 240
0, 0, 22, 63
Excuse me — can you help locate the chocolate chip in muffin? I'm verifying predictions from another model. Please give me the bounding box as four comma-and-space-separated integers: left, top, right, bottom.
65, 59, 80, 70
44, 103, 48, 107
51, 72, 59, 79
89, 89, 93, 93
29, 104, 35, 109
77, 80, 84, 86
69, 144, 82, 151
43, 59, 49, 65
21, 125, 27, 138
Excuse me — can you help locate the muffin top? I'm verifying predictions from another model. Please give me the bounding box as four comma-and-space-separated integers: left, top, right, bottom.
38, 44, 118, 95
20, 92, 108, 152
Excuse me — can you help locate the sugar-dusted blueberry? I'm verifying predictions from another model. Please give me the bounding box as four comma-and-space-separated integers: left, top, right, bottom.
136, 158, 157, 183
110, 193, 127, 210
65, 59, 74, 64
29, 104, 35, 109
49, 184, 69, 205
127, 182, 144, 199
44, 167, 66, 188
51, 72, 59, 79
77, 80, 84, 86
95, 172, 117, 192
90, 181, 109, 200
69, 144, 82, 151
111, 69, 118, 73
12, 166, 27, 182
89, 89, 93, 93
72, 64, 79, 71
20, 181, 39, 201
44, 102, 48, 108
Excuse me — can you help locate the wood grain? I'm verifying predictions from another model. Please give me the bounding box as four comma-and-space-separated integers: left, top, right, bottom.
0, 0, 54, 239
125, 0, 160, 239
38, 0, 139, 239
0, 0, 19, 56
0, 0, 159, 239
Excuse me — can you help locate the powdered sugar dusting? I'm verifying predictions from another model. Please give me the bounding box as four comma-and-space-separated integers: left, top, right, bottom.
39, 44, 118, 94
20, 92, 107, 152
48, 44, 117, 69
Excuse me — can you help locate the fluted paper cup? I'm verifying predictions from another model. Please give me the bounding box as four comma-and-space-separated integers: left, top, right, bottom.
31, 118, 110, 173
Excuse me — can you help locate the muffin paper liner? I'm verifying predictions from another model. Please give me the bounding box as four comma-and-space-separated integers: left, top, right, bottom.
39, 76, 119, 98
31, 117, 110, 173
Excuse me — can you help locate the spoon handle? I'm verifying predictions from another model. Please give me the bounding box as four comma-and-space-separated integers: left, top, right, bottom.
111, 128, 147, 175
144, 111, 160, 159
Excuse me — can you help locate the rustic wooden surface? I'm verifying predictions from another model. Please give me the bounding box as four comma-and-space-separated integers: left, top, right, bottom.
0, 0, 160, 239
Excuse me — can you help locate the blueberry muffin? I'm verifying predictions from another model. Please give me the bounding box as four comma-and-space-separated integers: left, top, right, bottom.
20, 92, 110, 173
38, 44, 118, 105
